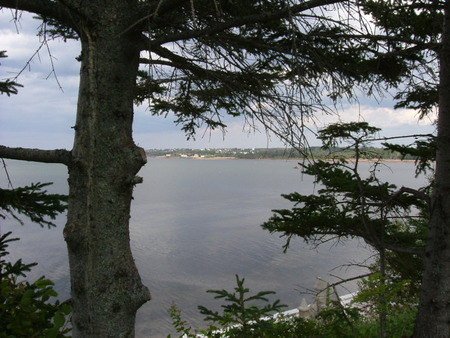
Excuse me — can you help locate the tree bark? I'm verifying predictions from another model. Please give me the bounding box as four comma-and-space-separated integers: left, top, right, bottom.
62, 2, 150, 336
414, 1, 450, 336
0, 146, 71, 165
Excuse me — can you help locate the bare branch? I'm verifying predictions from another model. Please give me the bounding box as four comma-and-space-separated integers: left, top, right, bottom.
382, 241, 424, 256
1, 158, 14, 188
369, 133, 436, 143
386, 186, 431, 207
0, 146, 71, 165
7, 25, 63, 92
327, 272, 374, 289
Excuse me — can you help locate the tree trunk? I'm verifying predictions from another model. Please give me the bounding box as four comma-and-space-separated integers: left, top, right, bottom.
414, 1, 450, 336
63, 4, 150, 336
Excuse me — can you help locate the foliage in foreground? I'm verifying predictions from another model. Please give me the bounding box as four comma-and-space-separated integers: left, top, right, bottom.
263, 122, 431, 284
353, 273, 418, 338
168, 275, 288, 338
0, 182, 68, 228
167, 274, 417, 338
0, 232, 71, 337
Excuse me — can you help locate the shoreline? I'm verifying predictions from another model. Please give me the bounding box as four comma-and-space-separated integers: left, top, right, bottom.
149, 156, 418, 162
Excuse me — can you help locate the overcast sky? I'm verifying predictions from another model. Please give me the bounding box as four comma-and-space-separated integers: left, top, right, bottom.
1, 11, 436, 151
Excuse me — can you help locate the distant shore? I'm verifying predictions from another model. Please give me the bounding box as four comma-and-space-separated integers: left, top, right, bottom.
149, 155, 418, 162
145, 146, 425, 162
151, 155, 238, 160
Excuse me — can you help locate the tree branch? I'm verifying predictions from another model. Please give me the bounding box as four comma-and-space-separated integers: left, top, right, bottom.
146, 44, 275, 89
314, 32, 439, 50
386, 186, 431, 208
138, 0, 345, 48
327, 272, 375, 289
0, 0, 79, 30
124, 0, 190, 36
0, 146, 71, 165
147, 44, 223, 79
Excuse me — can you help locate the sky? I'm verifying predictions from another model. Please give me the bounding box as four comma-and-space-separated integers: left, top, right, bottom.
0, 11, 437, 151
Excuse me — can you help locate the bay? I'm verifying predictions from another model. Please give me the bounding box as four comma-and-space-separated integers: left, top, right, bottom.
1, 158, 427, 337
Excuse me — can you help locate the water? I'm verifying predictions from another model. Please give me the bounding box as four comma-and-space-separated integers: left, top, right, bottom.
0, 158, 427, 337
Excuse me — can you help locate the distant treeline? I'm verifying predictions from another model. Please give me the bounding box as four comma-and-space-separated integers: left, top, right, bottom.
145, 147, 416, 160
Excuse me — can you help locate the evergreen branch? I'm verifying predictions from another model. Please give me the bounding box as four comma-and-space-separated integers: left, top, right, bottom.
0, 183, 68, 228
143, 45, 213, 78
0, 0, 77, 29
123, 0, 190, 36
138, 0, 345, 48
0, 51, 23, 95
147, 44, 277, 87
312, 32, 440, 51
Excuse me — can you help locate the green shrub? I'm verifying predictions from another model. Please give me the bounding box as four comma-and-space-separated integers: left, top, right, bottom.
0, 232, 71, 337
168, 273, 417, 338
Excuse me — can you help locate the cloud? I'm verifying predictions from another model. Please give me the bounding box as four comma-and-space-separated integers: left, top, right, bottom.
337, 105, 436, 128
1, 64, 78, 150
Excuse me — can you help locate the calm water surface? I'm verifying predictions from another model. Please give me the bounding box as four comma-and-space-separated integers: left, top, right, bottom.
1, 158, 427, 337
